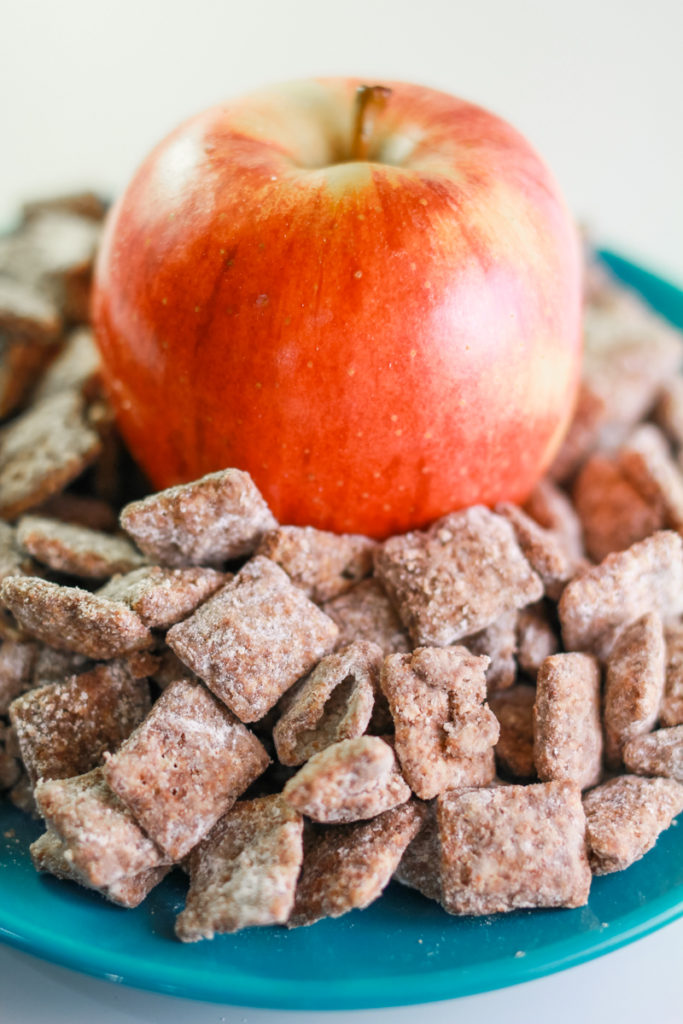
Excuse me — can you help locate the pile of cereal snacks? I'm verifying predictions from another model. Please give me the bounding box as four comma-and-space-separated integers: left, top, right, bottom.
1, 194, 683, 942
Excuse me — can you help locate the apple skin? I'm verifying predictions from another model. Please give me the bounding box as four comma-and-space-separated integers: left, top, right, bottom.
93, 78, 582, 538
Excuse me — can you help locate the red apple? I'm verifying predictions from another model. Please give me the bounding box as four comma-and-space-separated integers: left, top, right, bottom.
93, 78, 582, 538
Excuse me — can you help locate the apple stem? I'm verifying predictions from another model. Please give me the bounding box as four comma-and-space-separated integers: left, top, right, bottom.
350, 85, 392, 161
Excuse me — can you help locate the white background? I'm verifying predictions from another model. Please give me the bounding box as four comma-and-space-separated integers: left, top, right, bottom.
1, 1, 682, 1021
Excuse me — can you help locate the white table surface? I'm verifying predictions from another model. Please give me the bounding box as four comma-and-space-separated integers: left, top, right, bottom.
1, 1, 682, 1021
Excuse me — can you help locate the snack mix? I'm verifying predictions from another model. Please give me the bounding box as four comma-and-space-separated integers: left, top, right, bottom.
1, 195, 683, 940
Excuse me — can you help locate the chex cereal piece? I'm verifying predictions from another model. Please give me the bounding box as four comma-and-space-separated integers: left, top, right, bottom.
524, 478, 585, 563
16, 515, 146, 580
573, 455, 663, 564
120, 469, 277, 567
496, 503, 575, 600
34, 767, 168, 886
558, 531, 683, 660
0, 390, 102, 520
465, 609, 517, 692
10, 661, 150, 784
0, 210, 100, 322
623, 726, 683, 783
98, 565, 227, 629
0, 521, 37, 582
0, 723, 21, 790
438, 781, 591, 914
661, 624, 683, 727
0, 639, 37, 714
0, 576, 154, 659
516, 602, 560, 678
22, 191, 107, 223
287, 801, 424, 928
282, 737, 410, 823
618, 424, 683, 530
604, 612, 665, 768
32, 326, 101, 404
273, 641, 380, 766
375, 507, 542, 647
322, 578, 410, 654
175, 795, 303, 941
655, 378, 683, 449
394, 800, 441, 902
103, 678, 269, 860
149, 647, 196, 690
489, 684, 536, 780
31, 644, 90, 686
257, 525, 376, 602
583, 775, 683, 874
534, 653, 603, 789
35, 492, 117, 532
167, 557, 338, 722
0, 276, 62, 418
381, 646, 498, 799
30, 828, 168, 909
548, 382, 606, 484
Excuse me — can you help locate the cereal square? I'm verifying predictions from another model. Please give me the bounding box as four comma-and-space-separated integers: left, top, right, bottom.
618, 424, 683, 530
103, 678, 270, 860
16, 515, 146, 580
287, 801, 424, 928
381, 647, 498, 799
273, 641, 380, 766
282, 737, 410, 823
438, 781, 591, 914
393, 800, 442, 903
623, 727, 683, 783
583, 775, 683, 874
0, 521, 37, 583
534, 653, 603, 789
375, 507, 542, 647
30, 828, 168, 909
120, 469, 277, 567
661, 623, 683, 726
496, 502, 575, 599
524, 478, 585, 563
32, 326, 101, 403
257, 525, 376, 602
34, 767, 168, 886
0, 639, 37, 714
98, 565, 227, 629
175, 795, 304, 941
559, 531, 683, 660
322, 578, 410, 654
10, 661, 150, 783
604, 612, 665, 768
516, 602, 560, 678
489, 684, 536, 780
0, 390, 102, 521
572, 455, 663, 564
465, 609, 517, 692
0, 576, 154, 659
167, 557, 339, 722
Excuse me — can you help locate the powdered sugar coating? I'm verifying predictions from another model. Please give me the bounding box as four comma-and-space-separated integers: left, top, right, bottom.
618, 424, 683, 530
381, 646, 498, 800
30, 828, 168, 908
287, 801, 424, 928
257, 525, 376, 602
623, 727, 683, 783
572, 455, 663, 564
534, 653, 603, 789
393, 800, 441, 902
516, 602, 560, 678
438, 781, 591, 915
120, 469, 277, 567
282, 737, 410, 823
0, 390, 102, 521
496, 502, 575, 600
0, 521, 37, 583
167, 557, 339, 723
273, 641, 380, 766
104, 678, 269, 860
604, 612, 665, 768
0, 639, 37, 714
322, 578, 410, 654
489, 685, 536, 780
524, 478, 585, 563
558, 531, 683, 660
0, 575, 154, 659
176, 795, 304, 941
466, 609, 517, 692
375, 507, 542, 647
661, 623, 683, 726
16, 515, 146, 580
583, 774, 683, 874
10, 661, 150, 784
98, 565, 227, 629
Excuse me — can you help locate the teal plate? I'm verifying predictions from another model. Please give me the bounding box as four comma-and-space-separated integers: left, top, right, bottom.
2, 252, 683, 1011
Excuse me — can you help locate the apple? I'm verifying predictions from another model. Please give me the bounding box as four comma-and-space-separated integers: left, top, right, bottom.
92, 78, 582, 538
